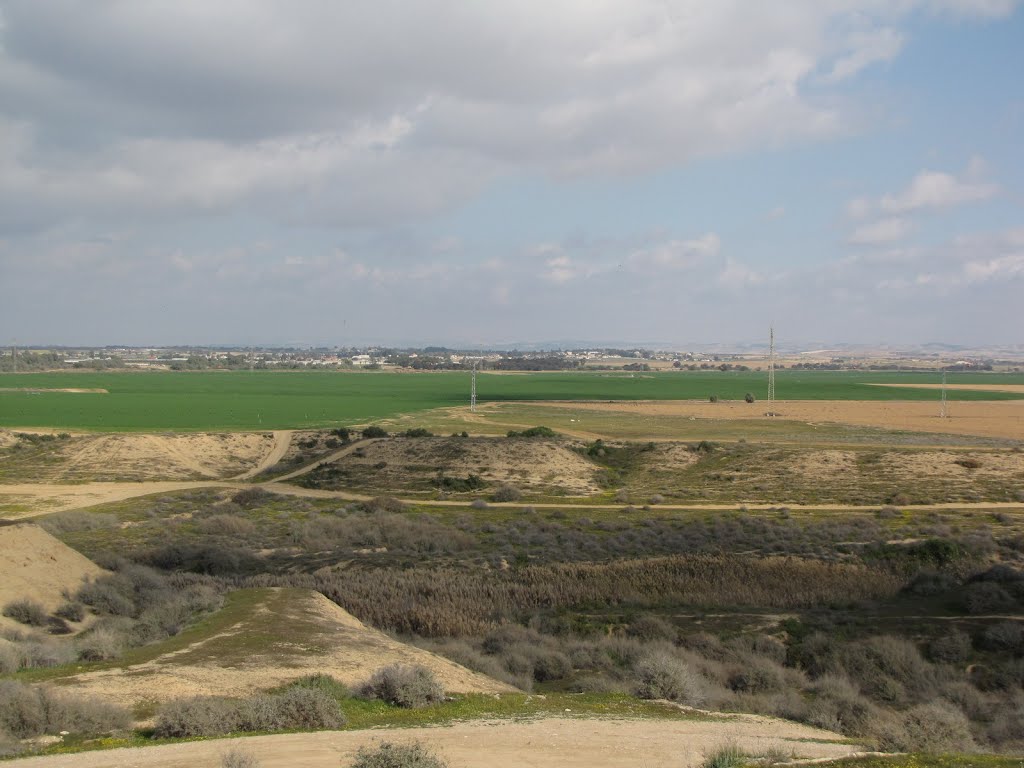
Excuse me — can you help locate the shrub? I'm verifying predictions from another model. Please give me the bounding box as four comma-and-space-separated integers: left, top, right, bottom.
351, 741, 448, 768
0, 681, 129, 739
897, 702, 975, 752
154, 696, 242, 737
506, 426, 556, 438
928, 630, 972, 663
359, 665, 445, 708
806, 675, 877, 736
287, 673, 351, 700
702, 743, 749, 768
728, 656, 785, 695
633, 650, 707, 705
54, 601, 86, 622
470, 499, 488, 510
492, 484, 523, 503
154, 689, 344, 738
0, 643, 19, 674
963, 582, 1015, 614
76, 580, 135, 617
264, 687, 345, 730
222, 749, 261, 768
362, 426, 388, 438
403, 428, 433, 438
744, 393, 755, 404
231, 487, 273, 509
77, 626, 125, 661
626, 615, 676, 642
977, 621, 1024, 653
197, 515, 257, 536
2, 599, 48, 627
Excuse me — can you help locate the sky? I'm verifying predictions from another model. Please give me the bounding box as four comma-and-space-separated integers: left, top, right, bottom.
0, 1, 1022, 348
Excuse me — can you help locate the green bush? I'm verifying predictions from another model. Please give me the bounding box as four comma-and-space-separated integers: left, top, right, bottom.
362, 426, 389, 438
403, 428, 433, 438
702, 743, 750, 768
506, 426, 556, 438
350, 741, 448, 768
359, 665, 445, 708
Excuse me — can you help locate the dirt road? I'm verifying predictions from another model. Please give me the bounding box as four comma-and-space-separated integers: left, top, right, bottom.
5, 715, 861, 768
232, 430, 292, 480
3, 476, 1023, 522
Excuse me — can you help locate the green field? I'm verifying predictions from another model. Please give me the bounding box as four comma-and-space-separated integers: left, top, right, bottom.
1, 370, 1022, 432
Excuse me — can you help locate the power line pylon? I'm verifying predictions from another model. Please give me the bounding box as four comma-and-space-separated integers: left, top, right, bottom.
766, 326, 776, 417
940, 370, 949, 419
470, 360, 478, 413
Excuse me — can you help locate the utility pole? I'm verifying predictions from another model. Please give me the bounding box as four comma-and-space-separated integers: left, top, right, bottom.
766, 326, 776, 417
940, 370, 948, 419
470, 360, 478, 413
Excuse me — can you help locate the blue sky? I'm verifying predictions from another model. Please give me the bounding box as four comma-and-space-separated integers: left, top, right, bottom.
0, 1, 1021, 347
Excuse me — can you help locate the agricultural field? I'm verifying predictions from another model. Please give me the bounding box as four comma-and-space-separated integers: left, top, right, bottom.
1, 369, 1023, 431
1, 369, 1023, 766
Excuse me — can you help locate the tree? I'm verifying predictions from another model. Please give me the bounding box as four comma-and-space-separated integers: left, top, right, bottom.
744, 393, 755, 403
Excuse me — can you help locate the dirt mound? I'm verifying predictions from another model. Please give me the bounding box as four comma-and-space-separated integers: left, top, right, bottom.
59, 587, 514, 709
320, 436, 601, 495
6, 714, 861, 767
0, 432, 276, 483
0, 523, 105, 632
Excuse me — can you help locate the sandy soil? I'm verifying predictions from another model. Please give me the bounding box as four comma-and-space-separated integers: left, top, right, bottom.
883, 450, 1024, 480
530, 399, 1024, 440
792, 449, 860, 481
0, 481, 223, 517
0, 523, 105, 633
5, 715, 861, 768
231, 430, 292, 479
0, 432, 276, 484
58, 589, 513, 709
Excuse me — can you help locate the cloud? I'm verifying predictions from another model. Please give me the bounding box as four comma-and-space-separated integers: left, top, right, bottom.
849, 217, 913, 245
844, 163, 999, 246
879, 170, 998, 214
1, 2, 994, 232
824, 28, 903, 82
627, 233, 721, 271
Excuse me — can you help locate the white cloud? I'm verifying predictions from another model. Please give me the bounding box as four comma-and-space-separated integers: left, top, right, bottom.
849, 217, 913, 245
627, 233, 721, 270
825, 28, 903, 82
879, 170, 998, 214
0, 2, 988, 231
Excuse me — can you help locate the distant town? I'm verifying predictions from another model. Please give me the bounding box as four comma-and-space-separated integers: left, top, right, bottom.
1, 345, 1019, 373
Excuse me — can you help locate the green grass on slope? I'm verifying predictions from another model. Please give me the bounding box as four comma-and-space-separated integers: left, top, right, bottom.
829, 756, 1024, 768
0, 370, 1021, 431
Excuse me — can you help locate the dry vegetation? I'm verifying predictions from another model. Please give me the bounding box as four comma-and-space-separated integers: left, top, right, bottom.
297, 435, 601, 497
2, 399, 1024, 762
